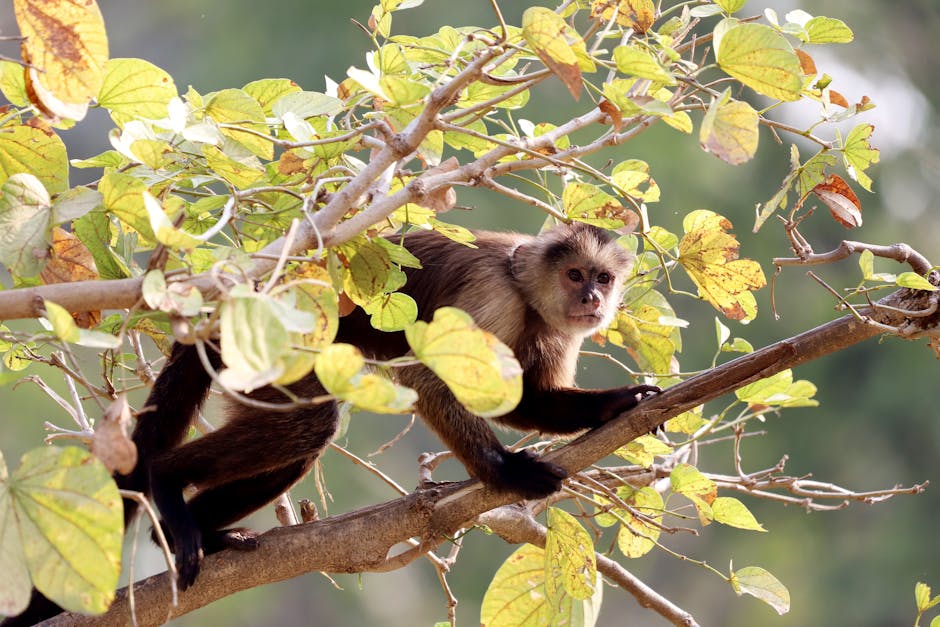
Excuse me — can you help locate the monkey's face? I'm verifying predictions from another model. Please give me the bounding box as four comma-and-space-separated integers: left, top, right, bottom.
552, 264, 621, 335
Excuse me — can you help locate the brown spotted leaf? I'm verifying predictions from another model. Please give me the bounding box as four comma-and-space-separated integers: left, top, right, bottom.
14, 0, 109, 120
591, 0, 656, 33
813, 174, 861, 228
522, 7, 589, 100
678, 210, 766, 321
40, 227, 99, 327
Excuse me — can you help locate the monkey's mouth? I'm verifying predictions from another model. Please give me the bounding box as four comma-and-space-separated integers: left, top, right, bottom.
569, 313, 603, 327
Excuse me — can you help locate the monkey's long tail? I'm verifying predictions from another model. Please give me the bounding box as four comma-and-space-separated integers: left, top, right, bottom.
0, 343, 217, 626
116, 341, 218, 525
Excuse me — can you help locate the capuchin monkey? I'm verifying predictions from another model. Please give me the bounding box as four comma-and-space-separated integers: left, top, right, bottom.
2, 222, 658, 625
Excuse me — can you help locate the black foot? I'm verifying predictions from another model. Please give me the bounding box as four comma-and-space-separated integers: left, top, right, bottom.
633, 384, 661, 400
205, 527, 260, 553
491, 449, 568, 499
174, 529, 203, 591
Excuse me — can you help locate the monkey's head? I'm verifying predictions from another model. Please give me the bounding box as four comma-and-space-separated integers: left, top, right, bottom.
513, 223, 633, 337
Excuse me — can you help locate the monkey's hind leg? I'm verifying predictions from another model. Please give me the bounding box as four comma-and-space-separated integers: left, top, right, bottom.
149, 401, 338, 589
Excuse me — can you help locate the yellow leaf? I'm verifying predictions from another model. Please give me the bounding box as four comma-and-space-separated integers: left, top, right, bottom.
43, 300, 79, 343
545, 508, 597, 601
562, 181, 637, 229
480, 544, 603, 627
522, 7, 589, 100
0, 123, 69, 194
203, 145, 265, 188
142, 192, 201, 250
616, 486, 663, 558
731, 566, 791, 615
712, 496, 767, 531
14, 0, 109, 118
700, 94, 759, 165
406, 307, 522, 418
678, 210, 766, 321
717, 23, 802, 102
4, 446, 123, 616
615, 434, 673, 467
314, 343, 416, 414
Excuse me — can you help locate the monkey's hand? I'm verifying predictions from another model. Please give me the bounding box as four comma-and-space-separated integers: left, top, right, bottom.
629, 384, 661, 402
488, 448, 568, 499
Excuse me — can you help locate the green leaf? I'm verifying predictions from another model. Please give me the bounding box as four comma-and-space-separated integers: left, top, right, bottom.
842, 124, 880, 193
915, 582, 932, 612
716, 23, 802, 101
731, 566, 791, 615
341, 240, 393, 307
858, 249, 874, 280
314, 343, 417, 413
480, 544, 603, 627
205, 88, 272, 159
202, 145, 265, 188
711, 496, 766, 531
665, 407, 707, 435
364, 292, 418, 332
804, 17, 854, 44
735, 369, 818, 408
1, 446, 123, 616
73, 211, 128, 280
0, 124, 69, 194
98, 172, 153, 239
896, 272, 938, 292
0, 173, 52, 277
613, 45, 675, 84
715, 0, 747, 13
98, 58, 177, 127
562, 181, 636, 229
0, 60, 28, 107
406, 307, 522, 418
545, 508, 597, 601
51, 186, 102, 225
243, 78, 302, 115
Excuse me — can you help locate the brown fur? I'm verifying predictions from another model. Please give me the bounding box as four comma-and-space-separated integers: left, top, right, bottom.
77, 224, 661, 600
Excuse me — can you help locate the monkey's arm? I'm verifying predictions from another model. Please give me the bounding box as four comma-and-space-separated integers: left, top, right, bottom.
496, 379, 660, 434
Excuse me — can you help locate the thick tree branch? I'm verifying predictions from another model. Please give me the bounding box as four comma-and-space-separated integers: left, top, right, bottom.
42, 286, 939, 626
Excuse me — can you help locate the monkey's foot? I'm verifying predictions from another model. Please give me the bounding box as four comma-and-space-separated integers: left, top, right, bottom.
493, 449, 568, 499
211, 527, 261, 552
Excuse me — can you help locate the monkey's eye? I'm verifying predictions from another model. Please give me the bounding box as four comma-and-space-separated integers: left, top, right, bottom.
597, 272, 611, 284
567, 269, 583, 282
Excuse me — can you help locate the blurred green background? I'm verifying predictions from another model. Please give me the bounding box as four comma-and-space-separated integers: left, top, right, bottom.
1, 1, 939, 625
